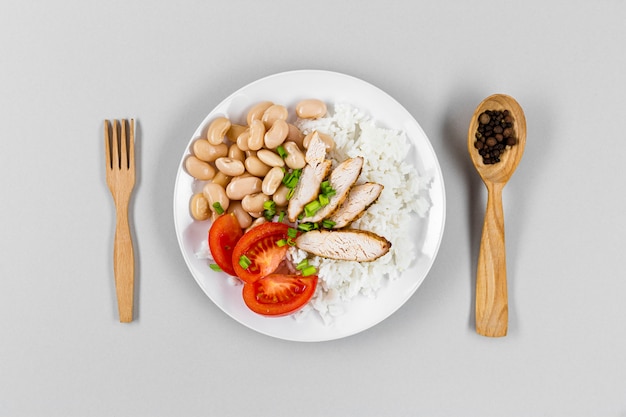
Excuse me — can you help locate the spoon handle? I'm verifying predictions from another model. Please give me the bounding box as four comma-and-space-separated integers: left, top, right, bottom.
475, 182, 508, 337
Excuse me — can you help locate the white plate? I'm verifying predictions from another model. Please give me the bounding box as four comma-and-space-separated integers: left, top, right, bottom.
173, 70, 445, 342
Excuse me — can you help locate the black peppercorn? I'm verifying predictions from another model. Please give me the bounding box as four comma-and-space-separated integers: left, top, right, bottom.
473, 109, 517, 164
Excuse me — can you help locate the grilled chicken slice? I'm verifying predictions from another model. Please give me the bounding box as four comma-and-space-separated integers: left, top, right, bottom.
327, 182, 384, 229
301, 156, 363, 223
287, 132, 331, 222
295, 229, 391, 262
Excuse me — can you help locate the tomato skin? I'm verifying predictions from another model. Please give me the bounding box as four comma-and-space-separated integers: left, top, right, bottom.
242, 274, 318, 317
208, 213, 244, 276
232, 222, 292, 283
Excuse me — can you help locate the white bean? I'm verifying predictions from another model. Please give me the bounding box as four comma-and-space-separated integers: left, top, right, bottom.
190, 193, 210, 221
261, 104, 288, 129
244, 156, 271, 177
286, 123, 305, 148
228, 143, 245, 162
226, 124, 247, 142
236, 129, 250, 151
193, 140, 228, 162
262, 167, 284, 195
226, 176, 263, 200
227, 201, 253, 229
257, 149, 285, 167
211, 171, 231, 188
215, 157, 245, 176
245, 217, 267, 233
202, 183, 230, 213
248, 119, 265, 151
272, 184, 290, 207
264, 119, 289, 149
206, 117, 231, 145
185, 156, 216, 180
241, 192, 269, 213
282, 141, 306, 169
295, 99, 327, 119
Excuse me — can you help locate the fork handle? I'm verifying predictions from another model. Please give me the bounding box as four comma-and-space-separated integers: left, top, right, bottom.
475, 182, 508, 337
113, 201, 134, 323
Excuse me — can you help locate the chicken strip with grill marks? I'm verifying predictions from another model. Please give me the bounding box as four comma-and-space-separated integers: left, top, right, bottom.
295, 229, 391, 262
327, 182, 384, 229
287, 132, 331, 222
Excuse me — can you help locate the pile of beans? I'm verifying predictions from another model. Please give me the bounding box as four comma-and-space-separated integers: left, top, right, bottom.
473, 109, 517, 164
185, 99, 331, 229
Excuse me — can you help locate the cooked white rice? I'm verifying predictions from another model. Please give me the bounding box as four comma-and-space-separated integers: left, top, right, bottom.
290, 103, 431, 324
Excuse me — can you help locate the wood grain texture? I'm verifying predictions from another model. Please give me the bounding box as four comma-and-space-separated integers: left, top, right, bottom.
105, 119, 136, 323
467, 95, 526, 337
476, 181, 508, 336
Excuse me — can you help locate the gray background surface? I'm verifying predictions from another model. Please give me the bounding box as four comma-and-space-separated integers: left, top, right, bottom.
1, 1, 625, 416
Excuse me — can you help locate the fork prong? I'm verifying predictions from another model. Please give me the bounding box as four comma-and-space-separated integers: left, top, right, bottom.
104, 120, 111, 170
120, 119, 128, 169
128, 119, 135, 170
112, 119, 120, 169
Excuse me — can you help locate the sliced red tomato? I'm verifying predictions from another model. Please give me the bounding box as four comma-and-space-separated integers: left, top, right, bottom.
231, 222, 292, 283
242, 274, 318, 316
208, 213, 243, 276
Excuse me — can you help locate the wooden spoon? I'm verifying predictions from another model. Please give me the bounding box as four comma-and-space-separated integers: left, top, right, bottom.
467, 94, 526, 337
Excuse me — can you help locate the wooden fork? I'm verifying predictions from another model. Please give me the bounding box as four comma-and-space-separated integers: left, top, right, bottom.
104, 119, 136, 323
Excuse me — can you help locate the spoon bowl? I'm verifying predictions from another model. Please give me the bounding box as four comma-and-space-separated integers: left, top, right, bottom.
467, 94, 526, 337
468, 94, 527, 183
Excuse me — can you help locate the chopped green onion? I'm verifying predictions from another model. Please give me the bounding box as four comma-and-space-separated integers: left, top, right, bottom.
212, 202, 225, 215
321, 219, 336, 229
296, 259, 309, 270
263, 200, 276, 211
319, 193, 329, 207
209, 264, 222, 271
304, 200, 321, 217
278, 210, 285, 223
297, 222, 316, 232
282, 168, 302, 189
287, 238, 296, 246
287, 227, 298, 238
322, 181, 333, 192
238, 255, 251, 270
301, 265, 317, 277
277, 145, 287, 159
263, 200, 277, 220
283, 176, 298, 189
282, 171, 293, 184
286, 187, 295, 200
276, 239, 287, 247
